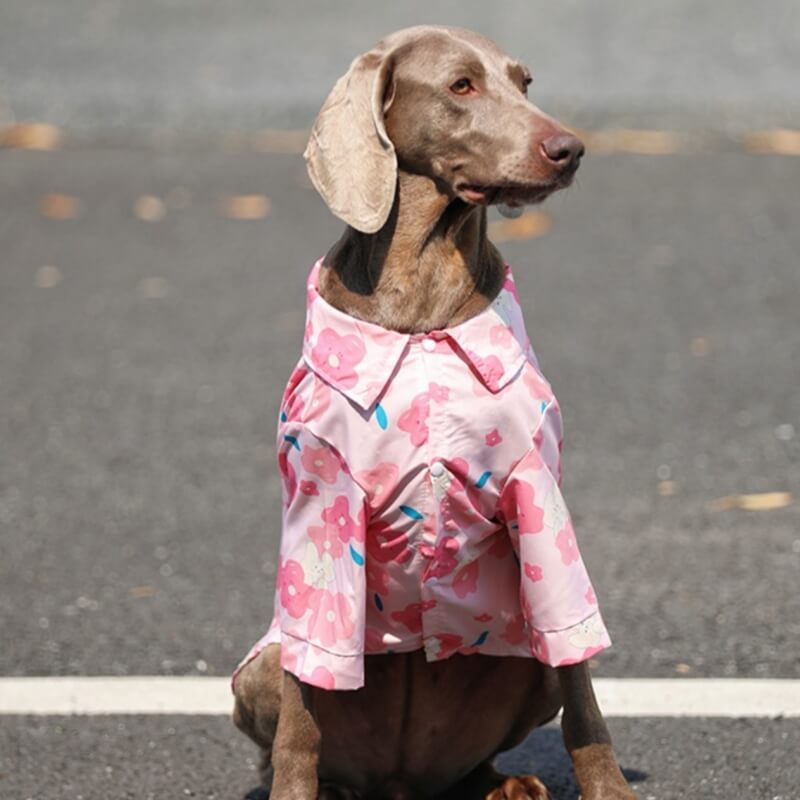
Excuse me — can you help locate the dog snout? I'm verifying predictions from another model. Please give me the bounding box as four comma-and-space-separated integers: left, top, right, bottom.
539, 133, 585, 171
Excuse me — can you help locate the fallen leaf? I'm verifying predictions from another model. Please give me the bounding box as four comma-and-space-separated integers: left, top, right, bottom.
40, 193, 81, 219
0, 123, 62, 150
252, 129, 309, 154
221, 194, 271, 220
138, 277, 169, 299
708, 491, 793, 513
35, 265, 61, 288
583, 129, 683, 155
657, 480, 677, 497
689, 337, 711, 357
488, 211, 552, 242
134, 195, 166, 222
674, 663, 692, 674
130, 585, 157, 598
744, 129, 800, 156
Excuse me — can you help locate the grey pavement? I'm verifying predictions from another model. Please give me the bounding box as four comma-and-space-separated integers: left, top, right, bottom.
1, 1, 800, 137
1, 146, 798, 680
1, 716, 798, 799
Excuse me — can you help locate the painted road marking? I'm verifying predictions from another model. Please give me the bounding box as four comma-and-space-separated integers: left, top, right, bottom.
0, 677, 798, 717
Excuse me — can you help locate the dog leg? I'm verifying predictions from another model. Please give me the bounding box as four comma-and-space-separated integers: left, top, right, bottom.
558, 663, 637, 799
232, 644, 283, 790
270, 669, 322, 800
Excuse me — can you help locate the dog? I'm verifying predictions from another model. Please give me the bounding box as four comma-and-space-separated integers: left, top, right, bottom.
232, 26, 637, 800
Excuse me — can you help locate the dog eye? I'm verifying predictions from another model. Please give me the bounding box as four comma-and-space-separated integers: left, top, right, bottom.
450, 78, 474, 95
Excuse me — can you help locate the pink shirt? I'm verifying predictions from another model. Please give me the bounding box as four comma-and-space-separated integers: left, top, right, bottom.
235, 259, 610, 691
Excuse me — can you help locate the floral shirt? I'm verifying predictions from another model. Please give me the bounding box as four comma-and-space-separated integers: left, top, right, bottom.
234, 259, 610, 691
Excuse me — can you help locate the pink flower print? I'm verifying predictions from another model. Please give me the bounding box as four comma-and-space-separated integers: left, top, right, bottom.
391, 600, 437, 634
555, 524, 580, 565
485, 428, 503, 447
433, 633, 463, 659
355, 462, 400, 509
280, 648, 298, 673
524, 563, 544, 582
307, 589, 355, 648
585, 585, 597, 606
500, 612, 526, 645
304, 665, 335, 690
453, 561, 480, 599
530, 627, 550, 663
367, 521, 413, 565
523, 368, 549, 403
277, 451, 297, 507
301, 444, 341, 484
299, 480, 319, 497
307, 523, 344, 559
277, 559, 313, 619
422, 536, 460, 580
466, 351, 505, 391
397, 392, 430, 447
428, 382, 450, 403
321, 495, 361, 543
490, 324, 513, 348
505, 479, 545, 535
310, 327, 366, 389
366, 560, 390, 595
474, 612, 493, 623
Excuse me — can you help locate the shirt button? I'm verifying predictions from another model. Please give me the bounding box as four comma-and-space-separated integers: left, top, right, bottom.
430, 461, 445, 477
422, 338, 437, 352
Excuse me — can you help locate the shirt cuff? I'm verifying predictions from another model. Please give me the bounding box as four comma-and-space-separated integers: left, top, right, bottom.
529, 609, 612, 667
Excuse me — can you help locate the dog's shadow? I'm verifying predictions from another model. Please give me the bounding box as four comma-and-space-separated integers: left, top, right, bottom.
243, 727, 647, 800
496, 727, 648, 800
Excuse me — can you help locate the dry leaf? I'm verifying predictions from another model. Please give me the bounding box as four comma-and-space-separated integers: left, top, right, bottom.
583, 129, 682, 155
708, 491, 793, 513
138, 277, 169, 299
657, 480, 677, 497
222, 194, 271, 220
252, 129, 309, 154
35, 265, 61, 288
744, 129, 800, 156
40, 193, 81, 219
134, 195, 166, 222
689, 337, 711, 357
0, 123, 62, 150
488, 211, 552, 242
130, 585, 157, 598
674, 663, 692, 674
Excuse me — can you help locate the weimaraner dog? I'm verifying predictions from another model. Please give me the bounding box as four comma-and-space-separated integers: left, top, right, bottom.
233, 25, 637, 800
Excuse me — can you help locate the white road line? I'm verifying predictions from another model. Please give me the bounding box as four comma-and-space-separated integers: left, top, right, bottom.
0, 677, 798, 717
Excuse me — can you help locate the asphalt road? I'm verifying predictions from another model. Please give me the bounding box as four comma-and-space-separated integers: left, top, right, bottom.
1, 715, 798, 799
2, 1, 800, 136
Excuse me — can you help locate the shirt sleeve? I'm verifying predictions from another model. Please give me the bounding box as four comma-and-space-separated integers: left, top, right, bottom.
498, 401, 611, 667
275, 422, 369, 690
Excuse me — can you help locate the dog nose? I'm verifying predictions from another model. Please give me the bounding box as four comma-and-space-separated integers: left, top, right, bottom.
540, 133, 585, 168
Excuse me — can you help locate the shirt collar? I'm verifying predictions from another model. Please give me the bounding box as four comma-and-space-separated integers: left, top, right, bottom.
302, 258, 530, 410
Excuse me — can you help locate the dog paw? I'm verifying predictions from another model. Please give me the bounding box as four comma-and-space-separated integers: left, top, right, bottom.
486, 775, 551, 800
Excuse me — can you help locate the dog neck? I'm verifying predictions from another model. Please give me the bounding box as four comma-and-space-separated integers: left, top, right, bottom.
319, 171, 505, 333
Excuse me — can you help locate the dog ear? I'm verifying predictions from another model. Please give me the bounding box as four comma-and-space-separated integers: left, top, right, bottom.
304, 50, 397, 234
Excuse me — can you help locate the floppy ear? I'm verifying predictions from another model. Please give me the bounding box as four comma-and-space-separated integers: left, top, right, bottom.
304, 50, 397, 234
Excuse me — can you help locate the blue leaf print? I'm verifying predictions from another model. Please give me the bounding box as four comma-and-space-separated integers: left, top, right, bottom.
280, 410, 288, 422
374, 593, 384, 611
400, 505, 424, 521
283, 435, 301, 451
476, 470, 492, 489
349, 544, 365, 566
540, 400, 548, 414
471, 630, 489, 647
375, 403, 388, 430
